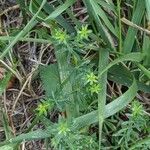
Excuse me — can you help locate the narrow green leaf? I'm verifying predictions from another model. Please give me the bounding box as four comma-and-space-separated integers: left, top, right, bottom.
98, 49, 109, 148
45, 0, 76, 21
97, 1, 116, 14
0, 77, 137, 145
0, 0, 47, 58
73, 78, 137, 129
145, 0, 150, 22
105, 78, 137, 118
0, 73, 13, 145
2, 110, 13, 140
0, 36, 52, 44
129, 136, 150, 150
142, 34, 150, 67
92, 1, 117, 36
83, 0, 115, 48
117, 0, 122, 52
0, 72, 12, 96
99, 52, 144, 77
108, 64, 150, 93
123, 0, 145, 53
10, 129, 51, 143
32, 0, 75, 33
0, 129, 52, 147
29, 0, 48, 20
137, 63, 150, 79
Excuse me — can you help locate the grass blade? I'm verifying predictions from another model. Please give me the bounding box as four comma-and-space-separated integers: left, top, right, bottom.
45, 0, 76, 21
1, 110, 12, 140
99, 52, 144, 76
117, 0, 122, 52
93, 1, 117, 36
105, 78, 137, 117
0, 78, 137, 145
32, 0, 75, 33
123, 0, 145, 53
0, 78, 137, 147
142, 34, 150, 67
83, 0, 115, 48
129, 136, 150, 150
0, 0, 47, 59
0, 36, 52, 44
137, 63, 150, 79
0, 73, 13, 141
98, 49, 109, 149
0, 129, 51, 147
145, 0, 150, 22
73, 78, 137, 129
108, 64, 150, 93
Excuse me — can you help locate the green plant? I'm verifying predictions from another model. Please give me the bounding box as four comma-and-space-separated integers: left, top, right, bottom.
0, 0, 150, 150
113, 100, 150, 149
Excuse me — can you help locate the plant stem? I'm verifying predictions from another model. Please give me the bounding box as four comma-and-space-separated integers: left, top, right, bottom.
25, 116, 39, 133
0, 36, 52, 44
117, 0, 122, 52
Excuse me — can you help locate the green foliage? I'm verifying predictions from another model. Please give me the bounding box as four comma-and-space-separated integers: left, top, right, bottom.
40, 64, 60, 97
53, 29, 69, 45
86, 72, 98, 85
0, 145, 13, 150
113, 100, 150, 149
0, 0, 150, 149
36, 99, 54, 116
77, 25, 92, 40
45, 117, 98, 150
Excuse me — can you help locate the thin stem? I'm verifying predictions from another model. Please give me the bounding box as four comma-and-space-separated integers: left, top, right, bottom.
0, 36, 52, 44
0, 60, 22, 83
117, 0, 122, 52
25, 116, 39, 133
137, 63, 150, 79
